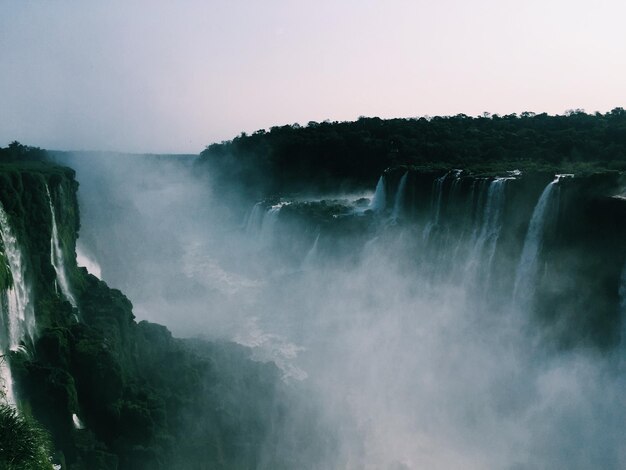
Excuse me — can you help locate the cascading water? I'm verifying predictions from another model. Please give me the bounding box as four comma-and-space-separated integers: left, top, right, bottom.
0, 203, 35, 404
465, 177, 509, 281
245, 202, 266, 235
512, 177, 560, 306
62, 150, 626, 468
258, 204, 284, 248
618, 264, 626, 348
0, 207, 35, 349
301, 232, 320, 269
369, 176, 386, 212
0, 351, 15, 404
447, 178, 482, 266
422, 172, 449, 241
621, 265, 626, 314
72, 413, 85, 430
46, 184, 77, 309
391, 172, 408, 220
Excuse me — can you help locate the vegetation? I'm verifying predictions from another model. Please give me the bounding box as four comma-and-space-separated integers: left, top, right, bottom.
0, 147, 303, 469
2, 108, 626, 467
199, 108, 626, 196
0, 142, 47, 163
0, 403, 54, 470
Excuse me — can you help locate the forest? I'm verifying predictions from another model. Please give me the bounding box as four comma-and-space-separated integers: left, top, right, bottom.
199, 109, 626, 196
1, 107, 626, 468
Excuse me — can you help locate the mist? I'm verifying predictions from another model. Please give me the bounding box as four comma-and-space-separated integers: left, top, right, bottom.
53, 152, 626, 469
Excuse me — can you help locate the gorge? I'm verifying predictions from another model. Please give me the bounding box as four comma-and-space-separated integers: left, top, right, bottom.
1, 111, 626, 469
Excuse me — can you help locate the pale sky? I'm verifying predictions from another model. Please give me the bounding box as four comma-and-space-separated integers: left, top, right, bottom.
1, 0, 625, 153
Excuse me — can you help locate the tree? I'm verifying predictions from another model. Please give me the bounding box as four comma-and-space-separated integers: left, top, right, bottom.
0, 142, 46, 162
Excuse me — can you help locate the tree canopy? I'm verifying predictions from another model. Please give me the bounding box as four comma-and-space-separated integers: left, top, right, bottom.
199, 108, 626, 196
0, 142, 47, 163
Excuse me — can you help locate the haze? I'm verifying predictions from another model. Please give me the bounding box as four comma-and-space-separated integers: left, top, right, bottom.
51, 151, 626, 469
2, 0, 626, 153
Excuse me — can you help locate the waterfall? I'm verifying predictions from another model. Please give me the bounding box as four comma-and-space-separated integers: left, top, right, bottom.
46, 184, 77, 308
246, 202, 287, 249
472, 179, 490, 227
72, 413, 85, 430
369, 176, 386, 212
0, 352, 15, 404
391, 172, 408, 220
0, 204, 36, 349
512, 177, 560, 304
448, 170, 464, 211
259, 204, 283, 247
0, 202, 35, 404
621, 265, 626, 315
301, 232, 320, 269
618, 264, 626, 348
245, 202, 266, 235
465, 178, 509, 279
422, 172, 448, 241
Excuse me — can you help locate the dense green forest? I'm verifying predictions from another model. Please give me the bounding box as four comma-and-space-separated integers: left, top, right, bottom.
199, 108, 626, 196
0, 141, 48, 163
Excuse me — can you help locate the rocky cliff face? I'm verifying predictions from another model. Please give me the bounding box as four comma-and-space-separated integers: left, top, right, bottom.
6, 157, 623, 469
253, 168, 626, 349
0, 163, 300, 470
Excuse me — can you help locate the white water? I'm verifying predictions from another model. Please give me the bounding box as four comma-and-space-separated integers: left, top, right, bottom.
72, 413, 85, 430
258, 204, 284, 248
391, 172, 409, 220
245, 202, 266, 235
621, 265, 626, 316
0, 203, 35, 404
60, 152, 626, 469
369, 176, 386, 212
422, 173, 449, 241
0, 353, 15, 404
233, 316, 307, 382
301, 232, 320, 269
513, 178, 560, 305
46, 184, 77, 308
619, 264, 626, 352
0, 205, 36, 349
465, 178, 509, 280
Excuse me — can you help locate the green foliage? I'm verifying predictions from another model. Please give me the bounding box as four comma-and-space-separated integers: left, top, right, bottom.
199, 109, 626, 196
0, 403, 54, 470
0, 158, 295, 469
0, 161, 79, 330
0, 142, 47, 163
3, 126, 625, 469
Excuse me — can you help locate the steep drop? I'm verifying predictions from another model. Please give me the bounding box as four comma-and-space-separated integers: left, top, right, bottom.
0, 202, 35, 404
513, 177, 560, 306
46, 184, 77, 309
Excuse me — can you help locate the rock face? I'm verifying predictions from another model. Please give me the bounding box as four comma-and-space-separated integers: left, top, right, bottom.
251, 168, 626, 348
3, 155, 624, 469
0, 163, 295, 470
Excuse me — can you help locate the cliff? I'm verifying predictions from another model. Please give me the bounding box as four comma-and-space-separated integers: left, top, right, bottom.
198, 110, 626, 198
0, 162, 293, 469
248, 167, 626, 349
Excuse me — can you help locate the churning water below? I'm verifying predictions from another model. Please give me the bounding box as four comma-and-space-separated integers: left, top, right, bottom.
61, 152, 626, 469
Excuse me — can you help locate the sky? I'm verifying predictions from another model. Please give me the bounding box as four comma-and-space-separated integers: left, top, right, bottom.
1, 0, 625, 154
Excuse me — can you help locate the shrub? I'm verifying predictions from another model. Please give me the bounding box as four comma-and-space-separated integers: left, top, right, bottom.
0, 403, 54, 469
